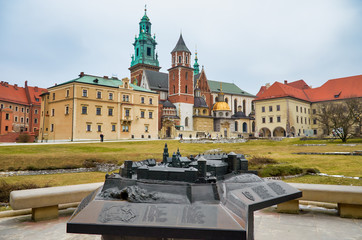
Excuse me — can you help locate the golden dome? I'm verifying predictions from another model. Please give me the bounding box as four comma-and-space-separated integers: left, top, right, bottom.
213, 102, 231, 111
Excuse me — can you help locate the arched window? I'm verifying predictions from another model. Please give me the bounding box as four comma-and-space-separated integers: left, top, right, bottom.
215, 96, 218, 103
243, 122, 247, 133
234, 99, 237, 114
185, 85, 188, 93
203, 109, 207, 115
173, 85, 175, 94
235, 121, 238, 132
185, 117, 189, 127
243, 100, 246, 113
178, 56, 182, 63
185, 72, 188, 80
252, 121, 255, 132
225, 98, 228, 104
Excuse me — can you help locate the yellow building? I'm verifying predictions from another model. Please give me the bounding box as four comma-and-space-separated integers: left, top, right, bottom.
39, 73, 158, 141
254, 76, 362, 138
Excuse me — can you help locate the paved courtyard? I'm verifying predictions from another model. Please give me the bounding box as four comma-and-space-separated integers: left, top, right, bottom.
0, 206, 360, 240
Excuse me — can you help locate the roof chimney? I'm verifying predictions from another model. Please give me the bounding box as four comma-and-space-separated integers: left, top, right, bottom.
265, 83, 270, 89
79, 72, 84, 77
25, 80, 28, 87
34, 86, 38, 92
103, 76, 109, 79
284, 80, 288, 84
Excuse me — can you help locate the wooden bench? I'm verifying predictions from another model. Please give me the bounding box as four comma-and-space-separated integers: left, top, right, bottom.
10, 182, 103, 221
277, 183, 362, 218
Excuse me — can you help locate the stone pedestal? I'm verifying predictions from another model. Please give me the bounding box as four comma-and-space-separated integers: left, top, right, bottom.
338, 203, 362, 218
32, 205, 58, 221
277, 200, 299, 214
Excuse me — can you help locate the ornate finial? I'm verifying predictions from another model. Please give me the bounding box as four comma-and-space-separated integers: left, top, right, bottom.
144, 4, 147, 13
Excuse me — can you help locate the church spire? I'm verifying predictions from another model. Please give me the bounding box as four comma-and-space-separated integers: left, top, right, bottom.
193, 50, 200, 75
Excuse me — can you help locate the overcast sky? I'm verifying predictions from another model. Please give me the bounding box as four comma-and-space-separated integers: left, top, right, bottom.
0, 0, 361, 95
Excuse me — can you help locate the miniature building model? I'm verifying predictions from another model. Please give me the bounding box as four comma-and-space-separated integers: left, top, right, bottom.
67, 143, 302, 240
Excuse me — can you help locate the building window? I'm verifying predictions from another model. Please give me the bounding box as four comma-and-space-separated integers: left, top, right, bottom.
51, 124, 54, 132
269, 106, 273, 112
51, 109, 55, 116
173, 56, 175, 64
262, 117, 266, 123
26, 108, 29, 113
262, 106, 265, 112
243, 122, 247, 133
313, 129, 317, 135
96, 107, 101, 115
82, 89, 88, 97
304, 108, 306, 113
149, 112, 153, 119
112, 124, 116, 131
122, 125, 129, 132
97, 91, 102, 99
141, 97, 145, 104
21, 107, 24, 113
269, 117, 273, 123
313, 109, 316, 114
26, 118, 29, 123
9, 105, 12, 109
185, 72, 188, 80
235, 121, 238, 132
35, 98, 39, 102
141, 111, 145, 118
82, 106, 87, 114
313, 119, 317, 124
173, 85, 175, 94
35, 109, 38, 114
125, 109, 130, 117
277, 105, 280, 111
15, 106, 18, 111
147, 47, 151, 56
225, 98, 228, 104
86, 124, 91, 132
108, 108, 113, 116
186, 56, 188, 64
66, 89, 70, 97
308, 109, 310, 114
145, 125, 149, 132
305, 117, 307, 124
178, 56, 182, 63
185, 117, 189, 127
300, 107, 302, 112
123, 95, 129, 102
277, 116, 281, 122
14, 116, 18, 122
52, 93, 55, 100
21, 117, 24, 123
5, 113, 9, 120
5, 126, 8, 131
185, 85, 188, 93
301, 117, 303, 124
97, 125, 102, 132
65, 106, 69, 115
296, 106, 298, 112
149, 98, 152, 104
34, 118, 38, 124
109, 93, 113, 100
296, 116, 299, 123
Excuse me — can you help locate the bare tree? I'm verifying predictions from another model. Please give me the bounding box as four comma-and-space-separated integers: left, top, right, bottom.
315, 98, 362, 142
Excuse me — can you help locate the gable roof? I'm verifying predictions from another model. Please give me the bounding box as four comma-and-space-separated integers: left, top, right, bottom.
207, 80, 255, 97
144, 70, 169, 91
51, 74, 155, 93
0, 81, 47, 106
255, 75, 362, 103
171, 34, 191, 53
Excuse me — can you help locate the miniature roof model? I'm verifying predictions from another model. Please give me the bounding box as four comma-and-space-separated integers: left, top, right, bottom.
255, 75, 362, 102
67, 143, 302, 240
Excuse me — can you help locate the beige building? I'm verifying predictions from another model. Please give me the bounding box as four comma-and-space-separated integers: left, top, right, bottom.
39, 73, 158, 141
254, 76, 362, 138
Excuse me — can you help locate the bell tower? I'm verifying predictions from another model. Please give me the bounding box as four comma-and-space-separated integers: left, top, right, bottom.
168, 34, 194, 130
129, 6, 161, 86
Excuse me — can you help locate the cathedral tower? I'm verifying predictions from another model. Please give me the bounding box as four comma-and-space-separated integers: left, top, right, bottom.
129, 7, 160, 86
168, 34, 194, 130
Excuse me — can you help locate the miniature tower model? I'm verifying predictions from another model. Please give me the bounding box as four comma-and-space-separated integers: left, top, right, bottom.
168, 34, 194, 130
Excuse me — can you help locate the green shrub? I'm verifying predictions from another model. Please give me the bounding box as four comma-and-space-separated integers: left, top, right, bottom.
259, 165, 303, 177
83, 159, 99, 168
25, 165, 38, 171
249, 155, 277, 166
7, 167, 15, 171
304, 168, 320, 174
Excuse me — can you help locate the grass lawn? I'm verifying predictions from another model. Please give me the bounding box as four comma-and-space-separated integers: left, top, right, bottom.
0, 138, 361, 188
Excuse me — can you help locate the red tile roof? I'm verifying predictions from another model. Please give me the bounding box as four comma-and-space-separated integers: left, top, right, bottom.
255, 74, 362, 103
0, 81, 47, 106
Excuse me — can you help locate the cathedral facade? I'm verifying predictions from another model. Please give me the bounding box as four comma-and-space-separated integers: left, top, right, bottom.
130, 9, 256, 139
